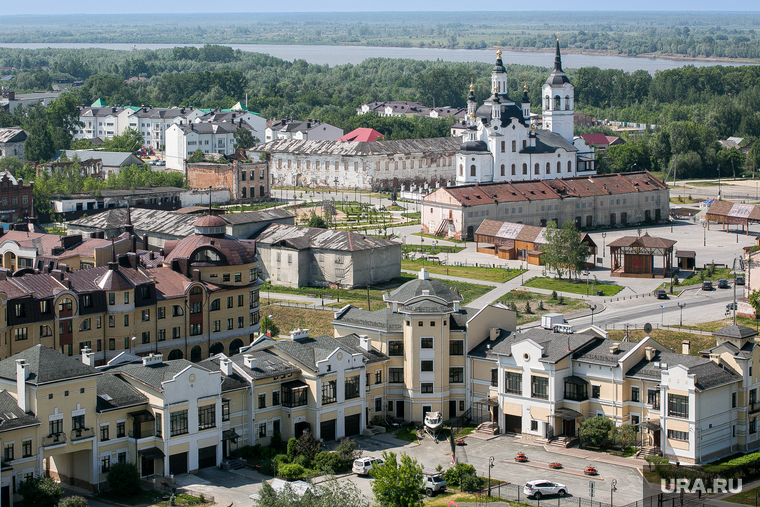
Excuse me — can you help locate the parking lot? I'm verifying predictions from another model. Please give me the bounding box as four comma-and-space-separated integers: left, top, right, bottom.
171, 432, 649, 506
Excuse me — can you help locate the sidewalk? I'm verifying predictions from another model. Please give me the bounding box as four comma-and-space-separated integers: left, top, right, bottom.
401, 269, 500, 287
541, 445, 647, 470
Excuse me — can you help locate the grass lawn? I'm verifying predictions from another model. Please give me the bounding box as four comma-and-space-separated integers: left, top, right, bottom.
606, 329, 714, 356
669, 196, 702, 205
393, 425, 420, 443
155, 494, 210, 507
452, 424, 477, 438
402, 245, 464, 255
97, 489, 167, 506
412, 232, 467, 244
402, 258, 524, 283
265, 306, 336, 337
402, 211, 421, 219
495, 289, 589, 325
682, 315, 760, 333
426, 492, 526, 506
673, 268, 736, 288
524, 277, 624, 296
724, 485, 760, 505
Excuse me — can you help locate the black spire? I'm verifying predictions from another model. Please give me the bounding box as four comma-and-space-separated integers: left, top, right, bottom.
468, 79, 476, 102
553, 37, 563, 73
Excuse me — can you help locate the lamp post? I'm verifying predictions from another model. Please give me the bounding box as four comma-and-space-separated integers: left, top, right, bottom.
611, 479, 618, 507
487, 456, 495, 497
702, 220, 707, 246
431, 240, 437, 256
601, 232, 607, 258
677, 302, 686, 327
660, 305, 665, 326
583, 270, 590, 296
589, 304, 597, 325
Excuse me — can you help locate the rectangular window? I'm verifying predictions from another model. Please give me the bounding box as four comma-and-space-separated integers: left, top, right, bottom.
647, 389, 659, 407
157, 329, 166, 341
258, 423, 267, 438
117, 421, 125, 438
123, 314, 129, 327
142, 309, 150, 321
505, 372, 522, 394
109, 315, 115, 328
375, 397, 383, 412
491, 368, 498, 387
227, 318, 234, 330
3, 443, 13, 461
258, 393, 266, 409
667, 429, 689, 441
156, 413, 162, 438
322, 380, 337, 405
389, 341, 404, 356
190, 323, 202, 335
531, 420, 539, 431
118, 452, 127, 464
222, 400, 230, 421
170, 410, 188, 436
198, 405, 216, 430
72, 415, 85, 431
100, 425, 109, 441
223, 274, 230, 282
421, 383, 434, 394
22, 440, 32, 458
141, 331, 150, 344
211, 299, 220, 311
389, 368, 404, 383
449, 367, 464, 383
173, 327, 181, 339
14, 328, 28, 341
421, 360, 434, 372
50, 419, 63, 435
101, 456, 111, 474
190, 302, 201, 314
421, 337, 433, 349
227, 296, 233, 308
213, 320, 221, 332
235, 273, 242, 283
449, 340, 464, 355
238, 316, 244, 328
531, 376, 549, 399
375, 371, 382, 384
124, 292, 129, 304
345, 376, 360, 399
668, 394, 689, 418
753, 419, 758, 435
592, 385, 601, 398
631, 386, 640, 403
272, 391, 280, 406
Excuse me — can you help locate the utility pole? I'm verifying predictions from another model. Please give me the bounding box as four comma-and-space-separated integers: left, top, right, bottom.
367, 284, 371, 311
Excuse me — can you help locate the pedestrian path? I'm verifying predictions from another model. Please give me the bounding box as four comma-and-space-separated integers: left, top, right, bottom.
401, 269, 500, 286
467, 276, 528, 309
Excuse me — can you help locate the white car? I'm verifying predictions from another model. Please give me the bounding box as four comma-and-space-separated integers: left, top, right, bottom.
524, 480, 568, 499
353, 457, 384, 475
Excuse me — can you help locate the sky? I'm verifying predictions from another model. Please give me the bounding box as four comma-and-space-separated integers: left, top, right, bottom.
2, 1, 760, 15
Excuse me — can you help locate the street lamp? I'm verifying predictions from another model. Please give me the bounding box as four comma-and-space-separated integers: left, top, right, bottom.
431, 240, 437, 255
702, 219, 707, 246
589, 304, 597, 325
583, 270, 590, 296
678, 302, 686, 327
601, 232, 607, 258
660, 304, 665, 326
487, 456, 495, 497
611, 479, 618, 506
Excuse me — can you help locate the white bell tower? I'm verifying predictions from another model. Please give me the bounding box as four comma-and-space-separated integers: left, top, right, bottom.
541, 37, 574, 143
491, 45, 508, 98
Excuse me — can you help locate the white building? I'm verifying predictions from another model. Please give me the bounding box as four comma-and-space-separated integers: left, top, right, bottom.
124, 107, 204, 150
196, 106, 266, 145
264, 119, 343, 143
165, 122, 245, 172
455, 42, 595, 186
0, 127, 27, 159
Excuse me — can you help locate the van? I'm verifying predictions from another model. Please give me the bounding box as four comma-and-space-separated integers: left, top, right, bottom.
422, 472, 446, 496
541, 313, 564, 330
552, 324, 574, 334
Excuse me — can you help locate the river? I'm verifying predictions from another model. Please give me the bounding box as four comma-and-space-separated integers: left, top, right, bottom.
1, 42, 755, 73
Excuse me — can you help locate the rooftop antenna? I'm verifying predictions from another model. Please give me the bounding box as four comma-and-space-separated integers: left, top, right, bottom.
623, 324, 630, 342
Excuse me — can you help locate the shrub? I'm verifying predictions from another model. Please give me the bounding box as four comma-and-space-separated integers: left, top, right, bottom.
524, 301, 532, 314
18, 477, 62, 507
314, 451, 343, 473
270, 430, 285, 453
538, 300, 545, 311
287, 438, 298, 461
59, 497, 88, 507
551, 290, 558, 300
443, 463, 477, 489
579, 416, 614, 446
333, 438, 362, 471
673, 275, 680, 286
278, 463, 306, 480
461, 474, 487, 493
294, 430, 322, 467
106, 462, 141, 497
558, 295, 565, 305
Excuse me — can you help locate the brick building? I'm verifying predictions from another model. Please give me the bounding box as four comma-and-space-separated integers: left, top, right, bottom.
0, 171, 33, 223
187, 160, 269, 202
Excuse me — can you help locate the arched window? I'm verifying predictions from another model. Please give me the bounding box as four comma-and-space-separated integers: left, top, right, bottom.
546, 162, 551, 174
470, 165, 476, 177
555, 95, 562, 110
191, 248, 221, 262
209, 342, 225, 355
557, 162, 562, 173
511, 164, 516, 175
168, 349, 183, 360
500, 164, 505, 176
534, 163, 540, 175
459, 164, 463, 176
229, 339, 244, 356
565, 96, 570, 110
190, 346, 203, 362
522, 163, 527, 175
568, 161, 573, 172
544, 95, 550, 109
190, 287, 202, 295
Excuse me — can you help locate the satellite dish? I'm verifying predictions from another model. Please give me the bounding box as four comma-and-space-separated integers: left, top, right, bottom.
644, 323, 653, 334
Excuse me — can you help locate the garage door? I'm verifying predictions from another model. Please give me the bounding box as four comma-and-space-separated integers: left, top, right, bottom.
169, 452, 188, 475
198, 445, 217, 469
320, 419, 336, 442
504, 415, 522, 434
345, 414, 361, 437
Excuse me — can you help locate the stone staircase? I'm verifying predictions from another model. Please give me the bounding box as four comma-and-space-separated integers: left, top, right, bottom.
221, 457, 247, 471
475, 421, 499, 436
362, 425, 386, 437
548, 436, 578, 448
636, 446, 663, 459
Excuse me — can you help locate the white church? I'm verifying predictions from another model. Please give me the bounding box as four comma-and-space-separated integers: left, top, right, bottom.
456, 40, 596, 186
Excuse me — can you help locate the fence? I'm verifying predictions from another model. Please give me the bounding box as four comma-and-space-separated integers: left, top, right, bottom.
600, 323, 715, 336
268, 301, 337, 311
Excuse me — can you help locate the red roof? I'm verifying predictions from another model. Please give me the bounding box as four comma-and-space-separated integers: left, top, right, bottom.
337, 128, 384, 142
580, 133, 611, 145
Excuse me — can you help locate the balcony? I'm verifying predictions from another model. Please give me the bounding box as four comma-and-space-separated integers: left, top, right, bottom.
129, 427, 156, 439
750, 402, 760, 414
42, 433, 66, 447
70, 427, 96, 442
564, 391, 589, 402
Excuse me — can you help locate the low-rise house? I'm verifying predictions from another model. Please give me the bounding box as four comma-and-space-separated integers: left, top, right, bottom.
0, 127, 27, 159
50, 150, 145, 177
255, 223, 401, 288
264, 118, 343, 143
186, 160, 270, 202
0, 171, 33, 223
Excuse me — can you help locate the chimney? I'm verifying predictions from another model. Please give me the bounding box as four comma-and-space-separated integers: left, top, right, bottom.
490, 328, 499, 342
142, 353, 163, 366
392, 301, 398, 312
16, 360, 29, 413
682, 340, 691, 356
418, 268, 429, 280
142, 234, 149, 251
454, 301, 460, 312
131, 235, 137, 253
609, 343, 620, 354
192, 269, 201, 282
220, 358, 233, 376
709, 353, 720, 364
358, 335, 370, 352
289, 328, 310, 341
81, 346, 94, 366
645, 347, 655, 361
243, 354, 256, 370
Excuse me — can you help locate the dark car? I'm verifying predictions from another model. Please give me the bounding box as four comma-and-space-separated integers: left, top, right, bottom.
727, 302, 738, 310
655, 290, 668, 299
718, 279, 729, 289
736, 276, 746, 286
702, 280, 713, 291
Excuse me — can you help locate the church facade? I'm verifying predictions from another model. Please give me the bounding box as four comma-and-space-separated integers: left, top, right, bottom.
456, 41, 595, 186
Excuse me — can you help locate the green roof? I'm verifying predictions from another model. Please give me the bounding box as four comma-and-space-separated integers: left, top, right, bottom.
91, 98, 107, 107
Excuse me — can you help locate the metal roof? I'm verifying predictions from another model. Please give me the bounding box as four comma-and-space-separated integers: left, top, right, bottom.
54, 150, 144, 168
256, 137, 460, 157
255, 223, 398, 252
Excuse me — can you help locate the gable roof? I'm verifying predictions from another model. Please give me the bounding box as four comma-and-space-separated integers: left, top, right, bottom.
255, 223, 398, 251
96, 374, 149, 412
108, 359, 208, 391
256, 334, 387, 372
337, 128, 384, 142
0, 345, 99, 385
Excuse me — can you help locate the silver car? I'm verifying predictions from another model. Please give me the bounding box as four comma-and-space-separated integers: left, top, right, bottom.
524, 480, 568, 499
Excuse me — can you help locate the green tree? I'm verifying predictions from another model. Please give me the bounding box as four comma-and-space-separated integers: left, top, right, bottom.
542, 221, 566, 279
46, 94, 83, 151
101, 128, 144, 152
293, 430, 322, 468
260, 315, 280, 337
0, 157, 24, 175
254, 476, 369, 507
749, 290, 760, 322
233, 128, 259, 150
23, 118, 55, 162
59, 496, 88, 507
579, 416, 614, 446
608, 423, 637, 448
106, 462, 141, 497
18, 477, 62, 507
71, 139, 94, 150
307, 214, 327, 229
717, 146, 745, 178
562, 220, 591, 280
747, 142, 760, 177
370, 451, 424, 507
187, 149, 206, 163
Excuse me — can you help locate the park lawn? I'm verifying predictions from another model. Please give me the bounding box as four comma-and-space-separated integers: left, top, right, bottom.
495, 289, 588, 325
524, 277, 624, 296
402, 258, 524, 283
266, 306, 336, 337
674, 268, 735, 288
402, 245, 465, 255
724, 485, 760, 505
402, 211, 421, 219
412, 232, 467, 244
393, 426, 419, 443
606, 329, 713, 356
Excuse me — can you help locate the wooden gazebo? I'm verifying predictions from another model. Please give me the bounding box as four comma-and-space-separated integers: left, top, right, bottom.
705, 201, 760, 234
608, 233, 676, 278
